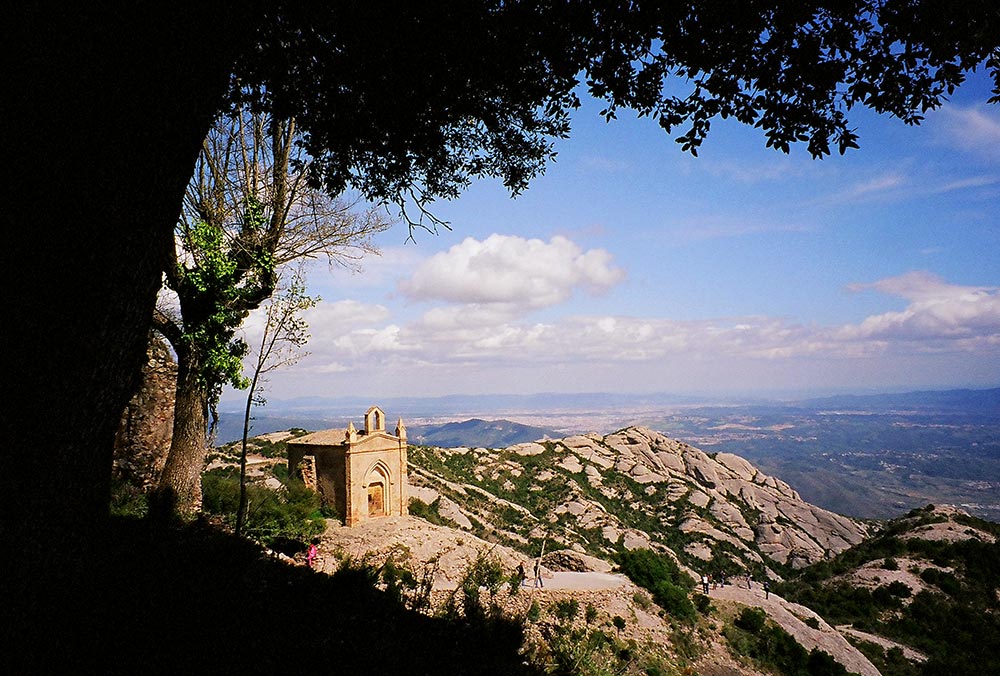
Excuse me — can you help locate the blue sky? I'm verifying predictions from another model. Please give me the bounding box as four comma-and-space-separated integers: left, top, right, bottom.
227, 70, 1000, 404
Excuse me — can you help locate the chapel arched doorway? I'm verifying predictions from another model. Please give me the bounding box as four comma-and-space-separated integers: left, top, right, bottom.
365, 464, 390, 518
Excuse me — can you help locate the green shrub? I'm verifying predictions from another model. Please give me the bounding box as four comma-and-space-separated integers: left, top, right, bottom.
109, 478, 149, 519
693, 593, 712, 615
553, 598, 580, 622
444, 550, 507, 622
617, 548, 696, 621
734, 607, 767, 633
201, 468, 325, 546
632, 591, 652, 610
725, 609, 849, 676
408, 496, 453, 526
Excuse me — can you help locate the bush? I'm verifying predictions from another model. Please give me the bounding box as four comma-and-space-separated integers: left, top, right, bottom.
693, 593, 712, 615
444, 550, 508, 622
201, 468, 326, 546
553, 598, 579, 622
734, 607, 767, 633
110, 478, 149, 519
725, 608, 850, 676
617, 548, 696, 621
616, 549, 694, 591
652, 580, 696, 621
409, 496, 450, 526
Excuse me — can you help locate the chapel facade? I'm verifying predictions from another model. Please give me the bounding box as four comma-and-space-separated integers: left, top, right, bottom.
286, 406, 407, 526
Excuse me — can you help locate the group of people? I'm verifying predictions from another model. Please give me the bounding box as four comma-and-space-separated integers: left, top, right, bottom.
701, 572, 771, 599
701, 572, 732, 593
517, 559, 545, 588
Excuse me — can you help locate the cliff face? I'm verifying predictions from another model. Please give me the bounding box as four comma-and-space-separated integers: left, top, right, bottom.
113, 334, 176, 491
408, 426, 869, 578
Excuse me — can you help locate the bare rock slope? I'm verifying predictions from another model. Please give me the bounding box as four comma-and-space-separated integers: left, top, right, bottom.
409, 426, 868, 578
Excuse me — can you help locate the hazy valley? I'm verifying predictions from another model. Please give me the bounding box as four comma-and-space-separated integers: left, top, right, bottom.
219, 388, 1000, 522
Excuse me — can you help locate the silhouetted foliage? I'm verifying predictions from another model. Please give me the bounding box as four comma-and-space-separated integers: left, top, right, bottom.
3, 518, 537, 675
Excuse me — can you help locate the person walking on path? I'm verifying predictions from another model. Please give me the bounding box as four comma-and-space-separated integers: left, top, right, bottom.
533, 559, 544, 588
764, 580, 770, 599
702, 574, 710, 595
307, 541, 318, 568
517, 562, 527, 587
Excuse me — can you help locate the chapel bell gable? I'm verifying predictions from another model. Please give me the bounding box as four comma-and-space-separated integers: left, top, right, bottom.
364, 405, 385, 434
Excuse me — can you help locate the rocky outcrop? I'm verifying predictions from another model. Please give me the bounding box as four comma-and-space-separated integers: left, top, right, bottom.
113, 333, 176, 491
604, 427, 866, 566
408, 426, 869, 579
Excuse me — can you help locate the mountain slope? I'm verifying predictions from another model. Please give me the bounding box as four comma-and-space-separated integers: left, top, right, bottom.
408, 426, 869, 580
775, 505, 1000, 676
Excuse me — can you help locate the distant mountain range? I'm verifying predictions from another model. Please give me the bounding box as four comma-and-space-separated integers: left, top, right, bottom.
796, 387, 1000, 414
214, 387, 999, 522
217, 386, 998, 445
407, 418, 558, 448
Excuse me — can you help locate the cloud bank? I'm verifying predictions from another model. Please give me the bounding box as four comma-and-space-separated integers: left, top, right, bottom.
291, 268, 999, 383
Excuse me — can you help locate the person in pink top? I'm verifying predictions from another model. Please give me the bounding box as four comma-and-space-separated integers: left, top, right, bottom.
307, 541, 318, 568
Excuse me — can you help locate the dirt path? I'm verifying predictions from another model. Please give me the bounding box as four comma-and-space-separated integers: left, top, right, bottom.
520, 571, 630, 591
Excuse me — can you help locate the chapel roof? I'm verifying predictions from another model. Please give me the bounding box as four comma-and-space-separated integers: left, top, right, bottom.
287, 428, 349, 446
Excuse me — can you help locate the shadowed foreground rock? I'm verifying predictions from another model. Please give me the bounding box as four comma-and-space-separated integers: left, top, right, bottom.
4, 519, 534, 675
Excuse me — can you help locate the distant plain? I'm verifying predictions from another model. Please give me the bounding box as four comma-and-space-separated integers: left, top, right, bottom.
219, 388, 1000, 522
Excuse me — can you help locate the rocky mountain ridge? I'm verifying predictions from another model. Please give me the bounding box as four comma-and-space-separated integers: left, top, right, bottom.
408, 425, 869, 579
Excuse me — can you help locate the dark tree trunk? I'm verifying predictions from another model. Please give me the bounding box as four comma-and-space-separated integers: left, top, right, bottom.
2, 7, 254, 567
155, 352, 211, 518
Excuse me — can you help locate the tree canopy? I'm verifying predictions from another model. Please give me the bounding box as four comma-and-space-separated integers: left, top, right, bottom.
234, 1, 999, 209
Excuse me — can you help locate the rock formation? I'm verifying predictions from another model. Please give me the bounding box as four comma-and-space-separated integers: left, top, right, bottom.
408, 426, 869, 578
112, 333, 176, 491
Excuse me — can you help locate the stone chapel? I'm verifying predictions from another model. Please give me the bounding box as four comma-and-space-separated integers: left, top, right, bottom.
286, 406, 407, 526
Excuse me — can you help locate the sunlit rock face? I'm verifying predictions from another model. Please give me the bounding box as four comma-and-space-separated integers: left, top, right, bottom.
409, 425, 869, 577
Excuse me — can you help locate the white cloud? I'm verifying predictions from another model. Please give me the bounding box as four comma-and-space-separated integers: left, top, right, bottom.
399, 234, 624, 309
330, 325, 410, 356
840, 272, 1000, 345
934, 105, 1000, 161
305, 298, 390, 328
931, 174, 1000, 194
847, 173, 906, 199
